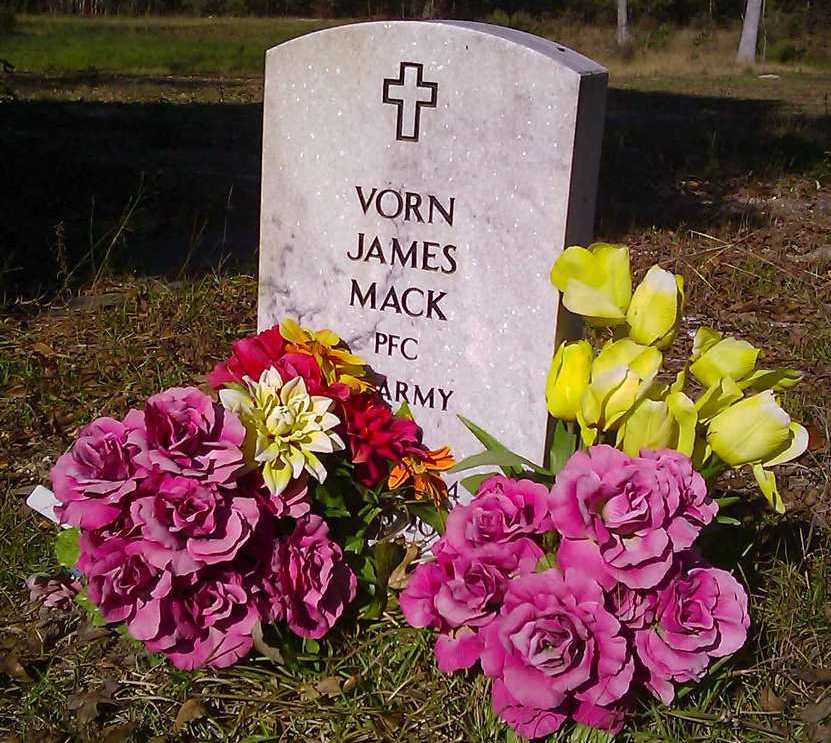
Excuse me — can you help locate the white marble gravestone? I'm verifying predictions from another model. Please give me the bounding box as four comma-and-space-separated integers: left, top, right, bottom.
258, 21, 607, 476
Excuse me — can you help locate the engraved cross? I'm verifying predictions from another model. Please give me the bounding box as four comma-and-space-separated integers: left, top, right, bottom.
382, 62, 438, 142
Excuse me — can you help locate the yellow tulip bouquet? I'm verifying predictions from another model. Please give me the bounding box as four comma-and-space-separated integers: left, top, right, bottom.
545, 242, 807, 513
403, 243, 809, 740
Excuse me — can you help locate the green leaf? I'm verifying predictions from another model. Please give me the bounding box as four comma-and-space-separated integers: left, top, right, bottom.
548, 420, 577, 475
506, 730, 523, 743
315, 482, 351, 518
303, 638, 320, 655
394, 401, 414, 420
408, 502, 448, 535
55, 527, 80, 568
716, 515, 741, 526
74, 590, 107, 627
716, 495, 741, 508
344, 533, 366, 554
461, 473, 491, 496
361, 541, 404, 619
535, 553, 557, 572
456, 416, 551, 476
568, 723, 614, 743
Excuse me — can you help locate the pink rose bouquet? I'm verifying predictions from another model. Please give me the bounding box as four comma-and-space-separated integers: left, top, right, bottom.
403, 442, 749, 739
48, 320, 453, 670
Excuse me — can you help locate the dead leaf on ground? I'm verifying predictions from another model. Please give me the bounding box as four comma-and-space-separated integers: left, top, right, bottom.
799, 668, 831, 684
251, 620, 283, 665
387, 542, 420, 591
299, 683, 320, 701
173, 698, 207, 732
315, 676, 342, 697
800, 696, 831, 725
342, 674, 360, 694
32, 342, 57, 358
0, 653, 32, 683
68, 680, 118, 727
760, 686, 786, 712
101, 722, 137, 743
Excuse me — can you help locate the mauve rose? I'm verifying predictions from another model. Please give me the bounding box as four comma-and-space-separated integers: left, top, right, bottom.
444, 476, 556, 562
129, 474, 260, 574
51, 411, 147, 529
132, 569, 259, 670
207, 326, 286, 389
553, 446, 717, 589
479, 568, 634, 739
26, 574, 81, 611
608, 581, 659, 631
634, 557, 749, 703
247, 470, 310, 520
400, 537, 541, 673
79, 536, 168, 625
280, 515, 357, 639
135, 387, 245, 485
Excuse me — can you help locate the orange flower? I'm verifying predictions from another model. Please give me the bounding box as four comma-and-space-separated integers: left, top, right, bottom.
388, 447, 456, 507
279, 318, 374, 391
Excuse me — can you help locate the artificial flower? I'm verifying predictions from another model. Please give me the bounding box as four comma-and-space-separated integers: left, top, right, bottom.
545, 340, 592, 421
480, 568, 635, 738
553, 446, 717, 589
634, 556, 749, 704
578, 338, 662, 445
207, 326, 286, 389
280, 515, 357, 639
388, 446, 455, 506
626, 265, 684, 348
616, 390, 697, 457
342, 392, 423, 487
219, 368, 344, 496
280, 318, 372, 390
689, 328, 759, 388
52, 412, 147, 530
550, 243, 632, 325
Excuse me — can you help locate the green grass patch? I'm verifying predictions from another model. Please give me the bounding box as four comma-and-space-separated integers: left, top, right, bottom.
1, 15, 344, 74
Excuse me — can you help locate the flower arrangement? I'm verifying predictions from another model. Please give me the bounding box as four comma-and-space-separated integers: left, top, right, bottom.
401, 243, 806, 739
48, 319, 453, 670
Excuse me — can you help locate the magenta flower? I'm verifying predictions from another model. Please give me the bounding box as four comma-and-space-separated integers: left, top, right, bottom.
132, 569, 260, 670
479, 568, 634, 739
26, 573, 81, 611
553, 446, 717, 589
280, 515, 357, 639
634, 558, 750, 703
135, 387, 245, 485
400, 537, 541, 673
128, 474, 260, 574
51, 411, 147, 529
443, 476, 556, 562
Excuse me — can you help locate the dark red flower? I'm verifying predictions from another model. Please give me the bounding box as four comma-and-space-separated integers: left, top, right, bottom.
342, 393, 423, 487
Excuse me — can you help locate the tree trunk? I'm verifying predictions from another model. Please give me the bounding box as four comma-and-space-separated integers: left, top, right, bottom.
616, 0, 630, 47
736, 0, 763, 65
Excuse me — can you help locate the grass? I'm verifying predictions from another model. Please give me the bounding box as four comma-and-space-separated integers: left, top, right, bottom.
1, 15, 831, 742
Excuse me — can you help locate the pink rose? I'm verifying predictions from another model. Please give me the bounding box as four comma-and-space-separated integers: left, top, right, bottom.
443, 476, 556, 561
400, 538, 541, 673
135, 387, 245, 485
248, 470, 310, 520
634, 558, 750, 703
207, 326, 286, 388
280, 515, 357, 639
480, 568, 634, 739
51, 411, 147, 529
79, 536, 168, 626
553, 446, 717, 589
26, 574, 81, 611
132, 569, 259, 670
128, 474, 260, 574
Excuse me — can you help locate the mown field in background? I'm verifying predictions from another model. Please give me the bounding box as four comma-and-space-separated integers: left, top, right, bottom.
1, 12, 831, 743
2, 12, 830, 77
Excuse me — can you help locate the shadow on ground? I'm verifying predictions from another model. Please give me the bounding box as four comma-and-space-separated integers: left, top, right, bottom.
1, 79, 829, 301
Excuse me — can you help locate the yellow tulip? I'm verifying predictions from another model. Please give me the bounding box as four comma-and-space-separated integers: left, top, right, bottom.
706, 390, 808, 467
616, 390, 697, 457
546, 340, 593, 421
550, 243, 632, 325
626, 265, 685, 349
689, 328, 759, 388
578, 339, 662, 445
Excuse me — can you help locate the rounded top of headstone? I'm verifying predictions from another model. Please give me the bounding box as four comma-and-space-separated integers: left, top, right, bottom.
266, 20, 607, 79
